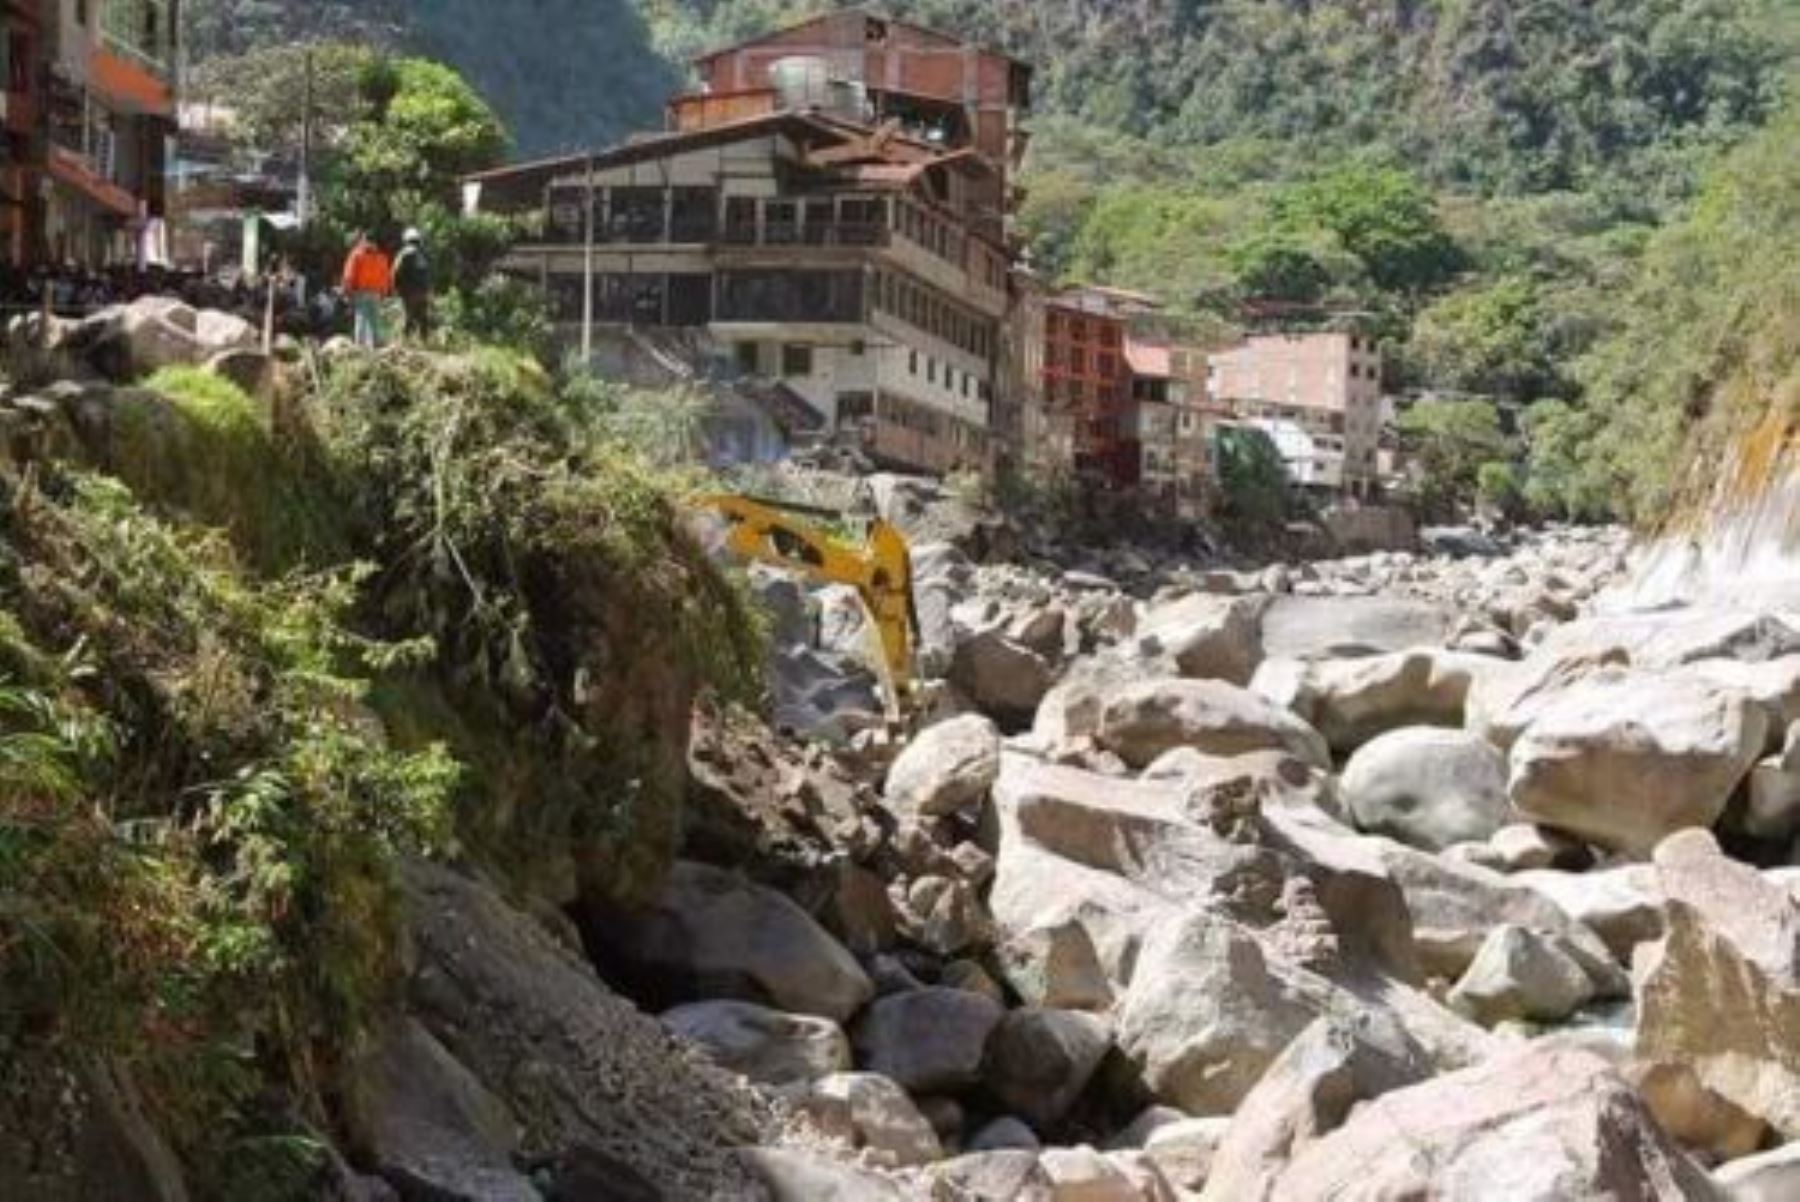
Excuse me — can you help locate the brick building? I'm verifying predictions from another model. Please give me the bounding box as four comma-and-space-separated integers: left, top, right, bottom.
1209, 329, 1384, 494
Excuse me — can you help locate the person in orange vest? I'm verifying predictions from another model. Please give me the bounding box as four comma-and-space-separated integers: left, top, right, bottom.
341, 230, 393, 349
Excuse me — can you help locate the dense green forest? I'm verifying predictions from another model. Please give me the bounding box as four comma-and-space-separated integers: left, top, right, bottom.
182, 0, 1800, 521
181, 0, 675, 156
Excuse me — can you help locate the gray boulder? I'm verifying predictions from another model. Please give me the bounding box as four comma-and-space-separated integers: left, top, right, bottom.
784, 1073, 943, 1168
1509, 669, 1767, 857
1115, 909, 1321, 1116
885, 714, 1002, 819
983, 1008, 1114, 1129
1097, 679, 1330, 770
1341, 727, 1511, 851
598, 861, 873, 1022
852, 987, 1006, 1094
345, 1018, 534, 1202
1270, 1044, 1720, 1200
1136, 592, 1266, 685
660, 1001, 850, 1086
952, 629, 1054, 723
1447, 925, 1599, 1027
1199, 1015, 1431, 1202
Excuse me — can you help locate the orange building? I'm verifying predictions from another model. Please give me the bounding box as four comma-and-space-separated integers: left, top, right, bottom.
33, 0, 178, 266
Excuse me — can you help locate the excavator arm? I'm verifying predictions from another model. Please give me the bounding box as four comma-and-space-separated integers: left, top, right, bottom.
693, 493, 917, 717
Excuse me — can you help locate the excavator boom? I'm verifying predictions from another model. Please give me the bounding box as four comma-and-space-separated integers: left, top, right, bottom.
693, 493, 916, 716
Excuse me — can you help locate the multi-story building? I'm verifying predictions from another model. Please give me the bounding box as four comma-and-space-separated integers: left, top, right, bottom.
1, 0, 179, 267
1125, 336, 1174, 499
467, 11, 1026, 477
1167, 344, 1232, 517
1209, 329, 1384, 495
1, 1, 44, 265
677, 8, 1032, 242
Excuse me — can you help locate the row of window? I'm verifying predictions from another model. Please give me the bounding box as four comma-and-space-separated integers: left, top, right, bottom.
871, 269, 996, 361
1045, 310, 1123, 349
903, 348, 988, 404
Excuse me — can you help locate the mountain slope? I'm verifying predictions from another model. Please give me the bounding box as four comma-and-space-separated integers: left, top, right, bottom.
183, 0, 676, 155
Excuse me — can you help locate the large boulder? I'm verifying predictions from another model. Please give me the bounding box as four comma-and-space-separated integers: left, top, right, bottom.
851, 987, 1006, 1094
1537, 609, 1800, 671
1508, 670, 1767, 857
1635, 830, 1800, 1139
1370, 838, 1615, 981
1115, 909, 1323, 1116
659, 1001, 850, 1086
782, 1073, 942, 1168
983, 1009, 1114, 1130
1513, 865, 1665, 962
739, 1148, 909, 1201
1136, 593, 1266, 685
1096, 679, 1330, 770
345, 1018, 534, 1202
1268, 1044, 1721, 1200
1446, 925, 1601, 1027
1714, 1142, 1800, 1201
1257, 595, 1456, 661
885, 714, 1002, 819
1198, 1015, 1431, 1202
951, 629, 1055, 724
1254, 650, 1497, 753
1340, 727, 1511, 851
403, 864, 775, 1200
594, 861, 873, 1022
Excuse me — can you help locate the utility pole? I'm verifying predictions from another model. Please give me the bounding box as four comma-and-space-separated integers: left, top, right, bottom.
581, 153, 596, 366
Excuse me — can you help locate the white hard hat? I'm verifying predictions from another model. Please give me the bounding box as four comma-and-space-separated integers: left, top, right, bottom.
403, 227, 422, 243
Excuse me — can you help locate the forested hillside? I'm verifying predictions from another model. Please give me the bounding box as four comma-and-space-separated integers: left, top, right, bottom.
182, 0, 674, 155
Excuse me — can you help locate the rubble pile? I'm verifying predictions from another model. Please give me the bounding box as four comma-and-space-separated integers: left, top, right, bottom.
622, 514, 1800, 1199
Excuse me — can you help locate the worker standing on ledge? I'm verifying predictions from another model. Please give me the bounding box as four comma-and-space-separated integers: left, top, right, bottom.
342, 230, 392, 349
394, 227, 434, 342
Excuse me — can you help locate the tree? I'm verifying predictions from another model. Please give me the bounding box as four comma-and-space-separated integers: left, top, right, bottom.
1273, 165, 1466, 296
1227, 229, 1333, 304
187, 42, 377, 159
1214, 424, 1292, 530
1407, 276, 1568, 402
1520, 399, 1614, 521
1397, 399, 1509, 516
325, 57, 509, 242
1476, 460, 1523, 519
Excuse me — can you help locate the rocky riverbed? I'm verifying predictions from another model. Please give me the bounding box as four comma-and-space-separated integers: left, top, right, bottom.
585, 515, 1800, 1200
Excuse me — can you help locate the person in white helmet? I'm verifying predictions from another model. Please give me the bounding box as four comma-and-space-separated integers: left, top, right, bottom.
393, 227, 434, 341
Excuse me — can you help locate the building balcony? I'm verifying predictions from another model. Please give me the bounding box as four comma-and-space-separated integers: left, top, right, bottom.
91, 41, 174, 117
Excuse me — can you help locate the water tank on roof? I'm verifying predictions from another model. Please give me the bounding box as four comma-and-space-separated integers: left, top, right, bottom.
770, 56, 834, 112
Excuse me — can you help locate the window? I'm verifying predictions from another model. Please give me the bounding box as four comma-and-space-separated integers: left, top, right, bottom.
764, 201, 799, 245
927, 358, 938, 385
909, 349, 919, 375
850, 340, 867, 357
736, 342, 761, 374
724, 196, 757, 244
781, 344, 814, 377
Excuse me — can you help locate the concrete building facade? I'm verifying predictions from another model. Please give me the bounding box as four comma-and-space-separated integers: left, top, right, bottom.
34, 0, 178, 266
1209, 329, 1384, 494
468, 10, 1029, 478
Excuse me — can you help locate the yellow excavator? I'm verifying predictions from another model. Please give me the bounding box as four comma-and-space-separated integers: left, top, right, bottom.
692, 493, 918, 720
